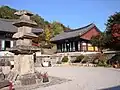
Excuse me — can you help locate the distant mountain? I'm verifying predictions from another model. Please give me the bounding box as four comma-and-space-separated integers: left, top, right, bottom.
0, 5, 70, 33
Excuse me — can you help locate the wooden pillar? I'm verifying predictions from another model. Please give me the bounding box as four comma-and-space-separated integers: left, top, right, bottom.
78, 41, 81, 51
80, 41, 82, 51
67, 43, 70, 52
63, 43, 64, 52
94, 46, 95, 51
73, 41, 75, 51
56, 44, 58, 52
86, 42, 88, 51
71, 41, 73, 52
62, 44, 64, 52
69, 42, 70, 52
0, 40, 1, 50
60, 44, 62, 52
69, 42, 71, 52
64, 43, 66, 52
57, 44, 61, 52
13, 40, 16, 46
75, 41, 78, 51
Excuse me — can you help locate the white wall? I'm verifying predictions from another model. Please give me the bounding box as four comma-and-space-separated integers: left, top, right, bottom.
1, 40, 5, 50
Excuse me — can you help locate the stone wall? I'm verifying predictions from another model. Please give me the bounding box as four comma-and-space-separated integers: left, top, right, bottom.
0, 53, 116, 68
0, 56, 13, 66
35, 56, 62, 67
0, 55, 59, 67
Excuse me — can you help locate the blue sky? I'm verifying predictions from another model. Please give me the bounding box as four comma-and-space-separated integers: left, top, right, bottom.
0, 0, 120, 31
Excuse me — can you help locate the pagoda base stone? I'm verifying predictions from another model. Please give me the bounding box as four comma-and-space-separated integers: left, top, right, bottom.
11, 54, 46, 86
14, 55, 34, 75
18, 73, 37, 85
7, 71, 44, 86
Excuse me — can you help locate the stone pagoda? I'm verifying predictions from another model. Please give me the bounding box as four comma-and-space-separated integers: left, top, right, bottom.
8, 10, 41, 84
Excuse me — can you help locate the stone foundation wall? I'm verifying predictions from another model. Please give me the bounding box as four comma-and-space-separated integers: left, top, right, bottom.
0, 56, 13, 66
35, 56, 62, 67
0, 52, 114, 67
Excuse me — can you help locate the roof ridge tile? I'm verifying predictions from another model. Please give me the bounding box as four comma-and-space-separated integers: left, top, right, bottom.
64, 23, 95, 32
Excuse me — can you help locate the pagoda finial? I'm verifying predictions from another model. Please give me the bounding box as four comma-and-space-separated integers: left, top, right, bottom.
15, 10, 34, 20
15, 10, 33, 16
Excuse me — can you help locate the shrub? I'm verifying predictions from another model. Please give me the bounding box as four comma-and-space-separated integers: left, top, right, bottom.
81, 56, 89, 63
97, 60, 108, 67
62, 56, 69, 62
107, 53, 120, 68
108, 53, 120, 64
93, 59, 99, 64
92, 53, 102, 62
97, 54, 108, 67
73, 55, 84, 63
92, 54, 106, 67
91, 53, 109, 67
56, 61, 62, 64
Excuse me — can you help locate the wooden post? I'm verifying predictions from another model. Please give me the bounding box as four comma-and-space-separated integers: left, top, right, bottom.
86, 42, 88, 51
80, 42, 82, 52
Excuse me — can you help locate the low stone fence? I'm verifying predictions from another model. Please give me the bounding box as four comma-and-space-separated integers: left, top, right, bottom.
0, 52, 114, 67
69, 63, 97, 67
0, 55, 60, 67
35, 56, 62, 67
0, 56, 14, 66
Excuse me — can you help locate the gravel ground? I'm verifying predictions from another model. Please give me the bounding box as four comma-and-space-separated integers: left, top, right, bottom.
34, 67, 120, 90
1, 67, 120, 90
1, 76, 71, 90
14, 76, 71, 90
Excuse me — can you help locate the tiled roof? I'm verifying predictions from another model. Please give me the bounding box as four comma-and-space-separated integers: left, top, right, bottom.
0, 18, 43, 33
50, 23, 96, 41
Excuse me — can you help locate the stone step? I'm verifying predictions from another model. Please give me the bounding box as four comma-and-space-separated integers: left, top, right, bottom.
7, 71, 18, 82
20, 73, 37, 85
0, 72, 5, 81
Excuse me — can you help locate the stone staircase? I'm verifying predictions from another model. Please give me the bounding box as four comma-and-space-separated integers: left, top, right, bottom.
7, 70, 18, 82
0, 71, 9, 89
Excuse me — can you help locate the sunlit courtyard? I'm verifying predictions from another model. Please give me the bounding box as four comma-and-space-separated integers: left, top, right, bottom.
35, 67, 120, 90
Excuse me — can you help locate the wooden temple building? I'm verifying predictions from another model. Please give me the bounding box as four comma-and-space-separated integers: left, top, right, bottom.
0, 18, 43, 51
51, 23, 101, 53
